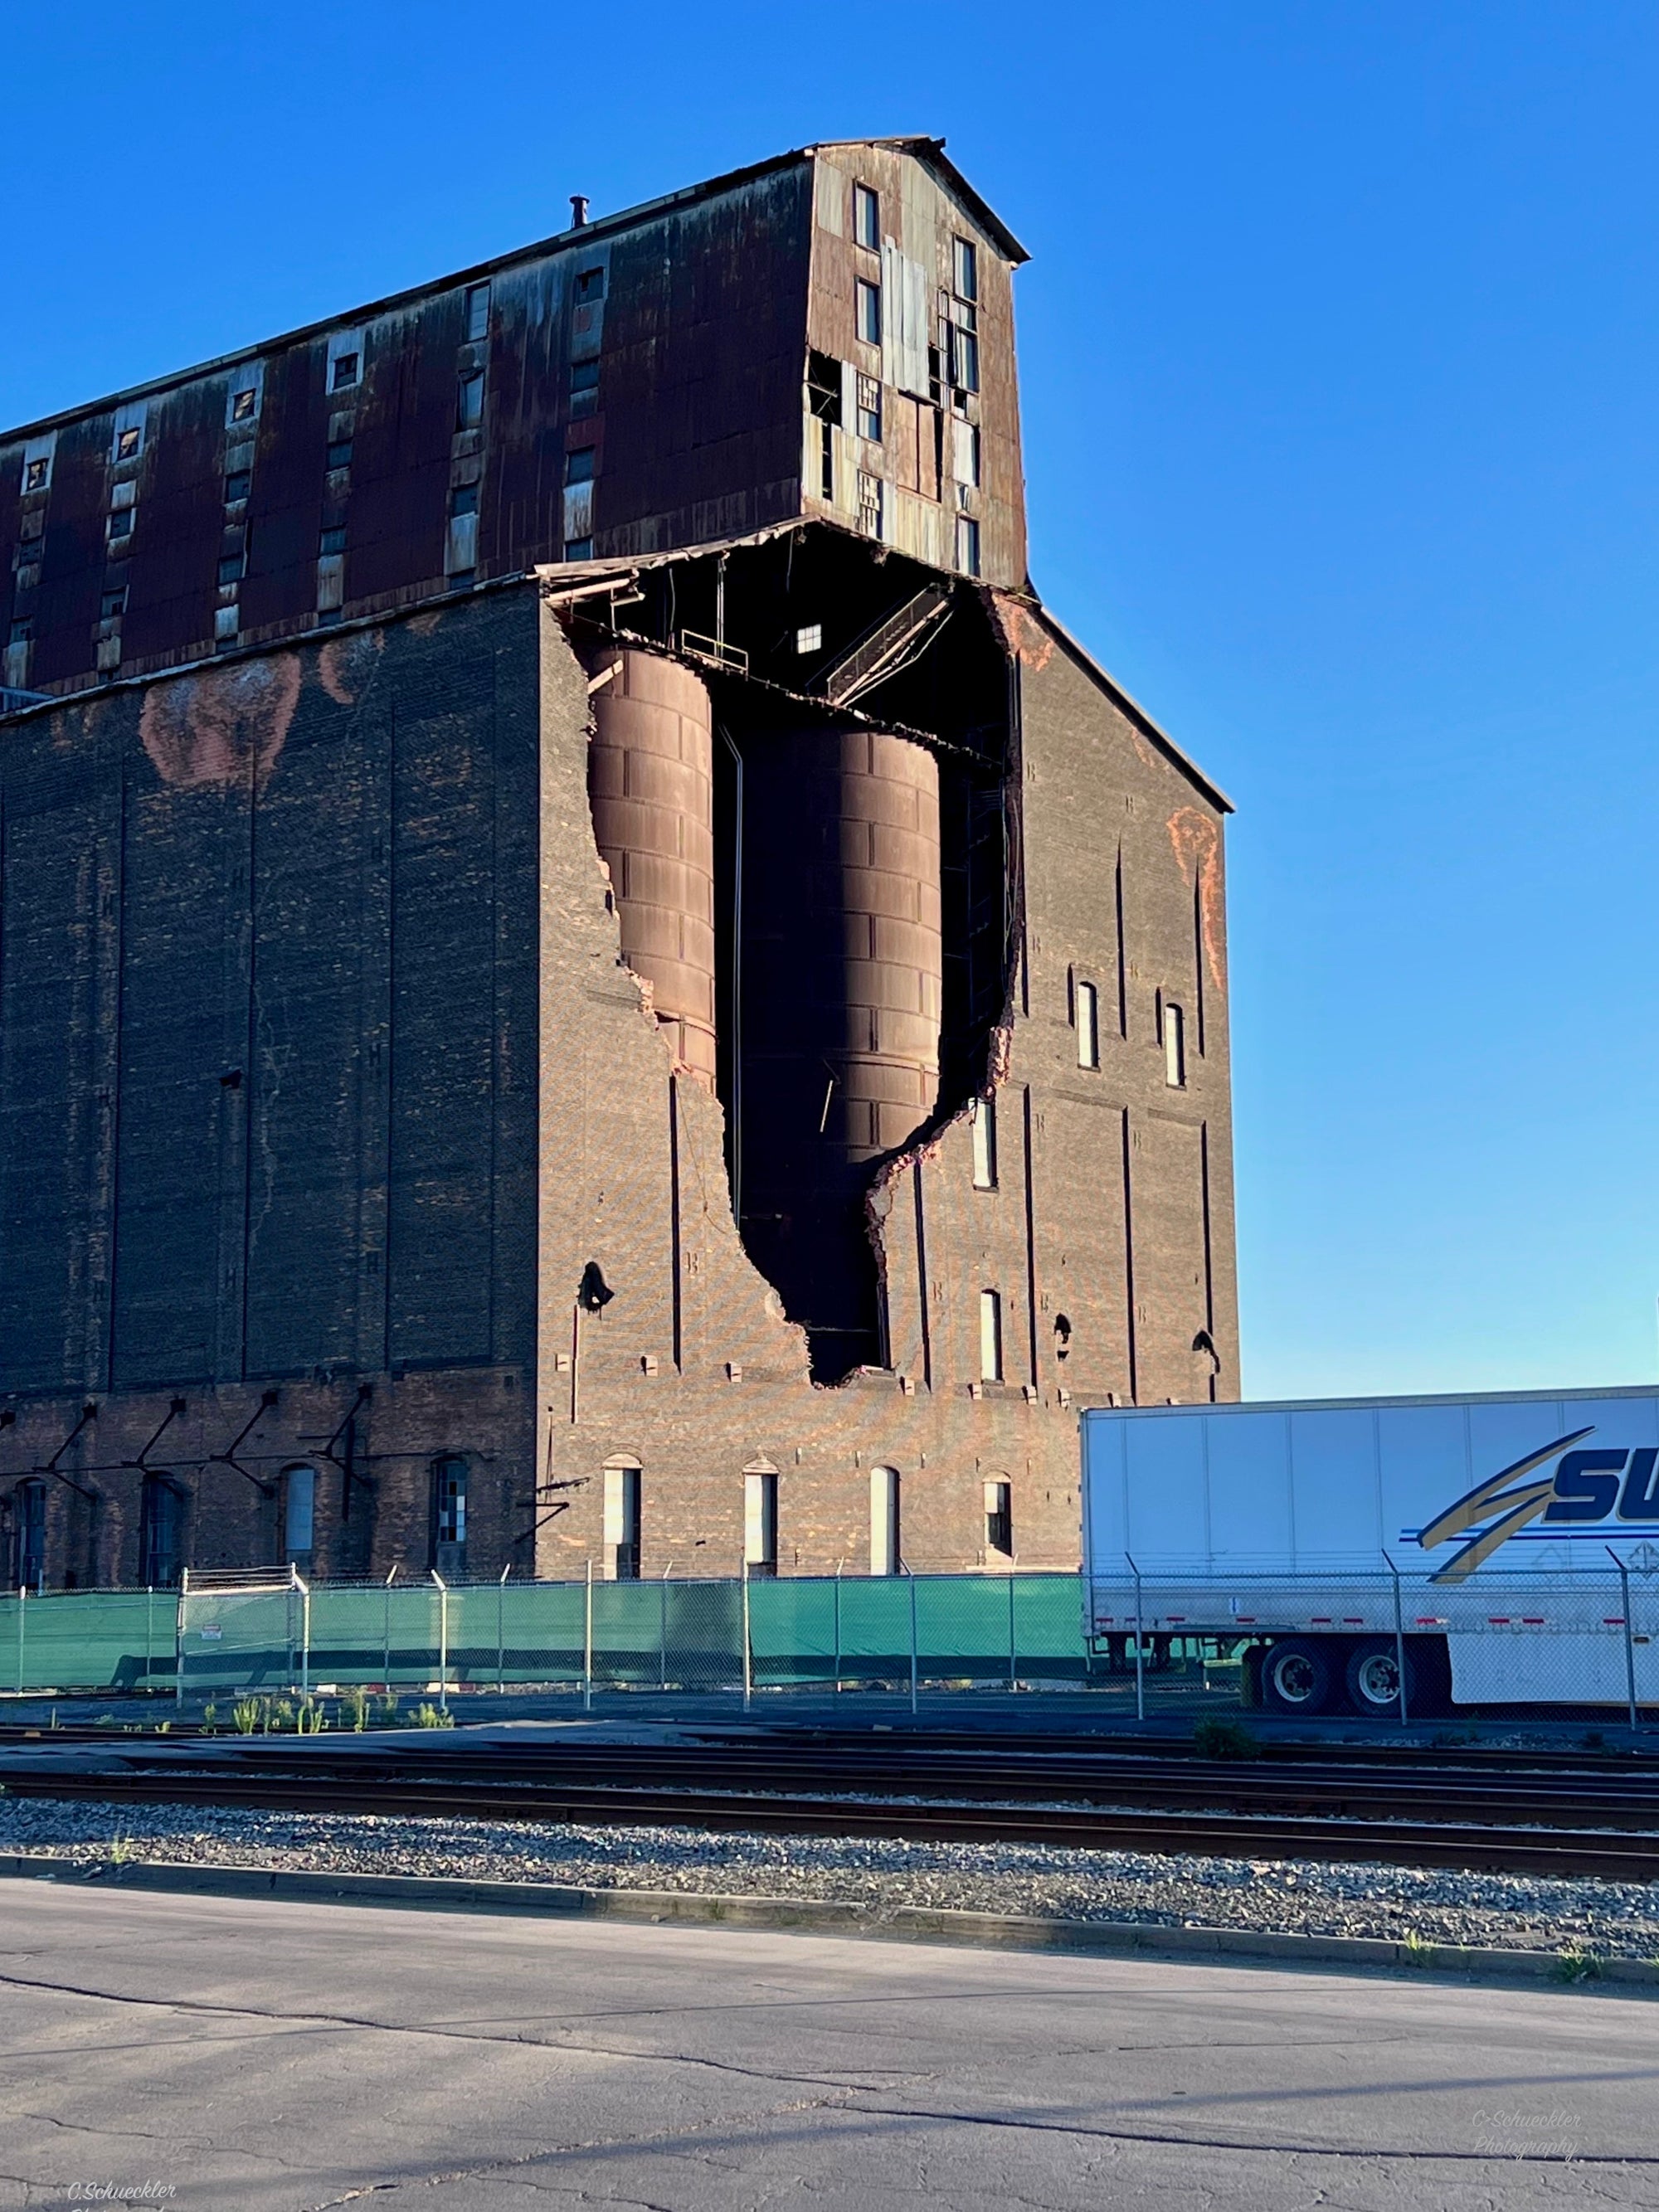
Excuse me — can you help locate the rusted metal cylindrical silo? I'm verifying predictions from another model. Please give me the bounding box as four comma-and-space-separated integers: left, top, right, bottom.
586, 649, 718, 1089
740, 724, 943, 1378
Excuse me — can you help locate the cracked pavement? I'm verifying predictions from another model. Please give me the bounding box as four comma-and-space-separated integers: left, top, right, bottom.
2, 1879, 1658, 2209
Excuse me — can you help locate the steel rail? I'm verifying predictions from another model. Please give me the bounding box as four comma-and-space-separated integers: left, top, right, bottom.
46, 1738, 1659, 1830
6, 1766, 1659, 1882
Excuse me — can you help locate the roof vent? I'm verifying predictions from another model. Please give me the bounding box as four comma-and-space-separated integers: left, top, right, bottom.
570, 194, 590, 227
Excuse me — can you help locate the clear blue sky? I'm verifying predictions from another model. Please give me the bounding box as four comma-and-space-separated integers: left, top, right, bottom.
5, 3, 1656, 1403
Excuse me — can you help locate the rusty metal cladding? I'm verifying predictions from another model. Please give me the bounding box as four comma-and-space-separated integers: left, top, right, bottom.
587, 649, 718, 1088
739, 724, 942, 1376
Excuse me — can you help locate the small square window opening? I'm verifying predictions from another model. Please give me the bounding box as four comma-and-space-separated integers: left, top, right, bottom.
565, 446, 596, 484
216, 555, 244, 587
115, 425, 141, 461
564, 536, 593, 562
319, 525, 347, 557
23, 458, 49, 493
574, 266, 606, 304
107, 507, 134, 540
231, 387, 257, 421
854, 183, 880, 250
856, 277, 882, 347
332, 352, 360, 391
451, 482, 479, 517
795, 624, 822, 654
224, 469, 252, 504
570, 359, 600, 397
102, 586, 129, 618
325, 440, 353, 471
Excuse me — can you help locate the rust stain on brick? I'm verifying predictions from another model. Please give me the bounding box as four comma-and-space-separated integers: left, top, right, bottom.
139, 655, 300, 790
1168, 805, 1225, 990
317, 629, 385, 706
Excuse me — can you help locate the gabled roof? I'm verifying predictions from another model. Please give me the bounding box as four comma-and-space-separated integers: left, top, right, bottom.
1028, 600, 1233, 814
2, 139, 1025, 447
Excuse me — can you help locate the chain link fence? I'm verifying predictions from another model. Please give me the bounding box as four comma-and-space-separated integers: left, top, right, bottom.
10, 1560, 1659, 1719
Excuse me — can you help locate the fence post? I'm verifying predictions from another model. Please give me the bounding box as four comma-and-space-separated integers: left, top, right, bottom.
1383, 1550, 1408, 1725
1609, 1546, 1638, 1730
431, 1570, 447, 1705
833, 1564, 842, 1694
383, 1565, 396, 1689
1126, 1553, 1145, 1723
583, 1558, 593, 1712
498, 1563, 510, 1694
15, 1584, 23, 1695
1009, 1570, 1018, 1692
907, 1568, 918, 1717
298, 1571, 311, 1699
742, 1560, 752, 1713
145, 1587, 153, 1695
174, 1568, 187, 1712
659, 1569, 669, 1690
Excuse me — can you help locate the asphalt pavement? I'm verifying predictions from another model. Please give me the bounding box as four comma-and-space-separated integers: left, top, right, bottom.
2, 1879, 1657, 2210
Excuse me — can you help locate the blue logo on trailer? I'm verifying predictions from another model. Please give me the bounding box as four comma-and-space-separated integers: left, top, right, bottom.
1418, 1427, 1659, 1582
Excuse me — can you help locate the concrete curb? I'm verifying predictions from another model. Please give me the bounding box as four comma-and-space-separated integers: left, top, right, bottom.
2, 1849, 1652, 1990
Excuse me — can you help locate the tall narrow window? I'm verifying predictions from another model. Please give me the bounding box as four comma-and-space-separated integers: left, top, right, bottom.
980, 1289, 1004, 1383
456, 374, 484, 430
854, 182, 880, 250
869, 1466, 900, 1577
1076, 979, 1099, 1069
984, 1479, 1013, 1558
855, 373, 882, 442
604, 1457, 641, 1580
465, 282, 491, 339
1164, 1002, 1186, 1088
432, 1456, 468, 1575
744, 1467, 778, 1578
12, 1479, 46, 1589
284, 1465, 316, 1563
956, 514, 980, 577
953, 236, 979, 302
971, 1095, 997, 1189
856, 278, 882, 346
140, 1476, 184, 1587
857, 469, 883, 539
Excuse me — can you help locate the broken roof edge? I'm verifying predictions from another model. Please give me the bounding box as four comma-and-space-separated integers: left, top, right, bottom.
1022, 597, 1234, 815
1, 140, 1024, 450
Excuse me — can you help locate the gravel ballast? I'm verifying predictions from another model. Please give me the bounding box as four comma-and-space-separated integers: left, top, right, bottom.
4, 1795, 1659, 1960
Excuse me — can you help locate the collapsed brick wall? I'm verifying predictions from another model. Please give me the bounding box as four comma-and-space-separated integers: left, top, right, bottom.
0, 576, 1235, 1589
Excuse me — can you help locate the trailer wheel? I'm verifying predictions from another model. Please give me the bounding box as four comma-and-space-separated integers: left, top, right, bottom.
1344, 1639, 1415, 1719
1259, 1637, 1335, 1715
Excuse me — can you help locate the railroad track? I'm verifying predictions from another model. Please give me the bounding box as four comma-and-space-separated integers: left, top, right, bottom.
46, 1734, 1659, 1830
5, 1748, 1659, 1882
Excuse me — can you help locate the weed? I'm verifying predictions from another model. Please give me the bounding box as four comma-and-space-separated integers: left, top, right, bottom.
108, 1832, 134, 1867
1193, 1716, 1259, 1762
294, 1698, 330, 1735
201, 1704, 217, 1732
1401, 1930, 1439, 1969
339, 1685, 370, 1733
377, 1692, 401, 1724
231, 1698, 262, 1736
269, 1699, 295, 1733
1430, 1726, 1480, 1748
411, 1702, 455, 1729
1582, 1730, 1607, 1752
1552, 1948, 1603, 1985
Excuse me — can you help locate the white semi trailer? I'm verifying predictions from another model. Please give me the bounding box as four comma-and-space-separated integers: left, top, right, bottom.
1080, 1386, 1659, 1718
